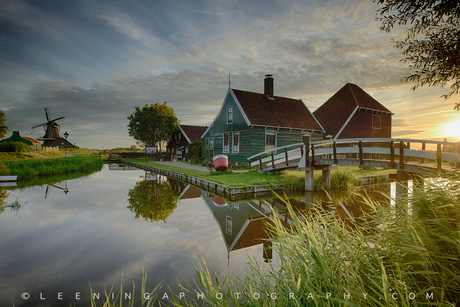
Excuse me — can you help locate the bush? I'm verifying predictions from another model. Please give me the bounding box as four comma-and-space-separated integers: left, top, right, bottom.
0, 142, 33, 152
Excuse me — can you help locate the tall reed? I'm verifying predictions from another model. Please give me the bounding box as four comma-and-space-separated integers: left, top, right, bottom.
89, 177, 460, 306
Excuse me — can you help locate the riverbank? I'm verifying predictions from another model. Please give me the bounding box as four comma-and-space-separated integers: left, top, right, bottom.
0, 156, 103, 179
124, 159, 396, 194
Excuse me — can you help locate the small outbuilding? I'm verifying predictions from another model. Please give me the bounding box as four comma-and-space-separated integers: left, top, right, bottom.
167, 124, 207, 161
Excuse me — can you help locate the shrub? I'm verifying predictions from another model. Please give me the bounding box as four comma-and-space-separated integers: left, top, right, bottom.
0, 141, 33, 152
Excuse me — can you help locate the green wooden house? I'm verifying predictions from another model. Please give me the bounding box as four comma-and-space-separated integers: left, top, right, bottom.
201, 75, 324, 163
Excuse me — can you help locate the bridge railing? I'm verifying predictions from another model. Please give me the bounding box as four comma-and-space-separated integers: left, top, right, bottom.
248, 138, 460, 172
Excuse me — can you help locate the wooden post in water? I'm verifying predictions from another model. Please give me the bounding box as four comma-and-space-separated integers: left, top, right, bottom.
322, 166, 331, 190
400, 141, 405, 170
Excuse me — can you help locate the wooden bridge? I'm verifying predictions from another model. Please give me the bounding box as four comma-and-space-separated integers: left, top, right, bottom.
247, 137, 460, 191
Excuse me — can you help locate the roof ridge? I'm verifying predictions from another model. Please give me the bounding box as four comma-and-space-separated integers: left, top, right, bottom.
348, 83, 359, 107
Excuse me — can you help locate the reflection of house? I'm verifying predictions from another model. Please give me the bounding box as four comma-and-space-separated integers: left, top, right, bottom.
201, 192, 294, 263
201, 75, 324, 163
167, 125, 207, 161
313, 83, 393, 140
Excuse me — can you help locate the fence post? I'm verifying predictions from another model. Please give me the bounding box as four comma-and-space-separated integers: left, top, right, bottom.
437, 144, 442, 175
390, 141, 395, 168
248, 160, 251, 169
400, 141, 405, 170
311, 144, 315, 166
359, 141, 363, 165
457, 142, 460, 168
285, 148, 289, 166
259, 155, 262, 171
333, 142, 337, 164
271, 151, 275, 169
303, 134, 310, 167
421, 143, 426, 163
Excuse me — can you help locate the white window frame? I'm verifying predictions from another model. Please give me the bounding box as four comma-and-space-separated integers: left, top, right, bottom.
227, 106, 233, 124
226, 216, 232, 235
232, 132, 239, 153
223, 133, 229, 153
372, 115, 382, 129
265, 131, 276, 151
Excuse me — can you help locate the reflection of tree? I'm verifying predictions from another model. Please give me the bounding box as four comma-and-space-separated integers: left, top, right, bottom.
0, 188, 7, 214
127, 178, 179, 222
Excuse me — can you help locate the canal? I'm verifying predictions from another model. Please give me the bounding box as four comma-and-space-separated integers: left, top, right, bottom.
0, 163, 400, 306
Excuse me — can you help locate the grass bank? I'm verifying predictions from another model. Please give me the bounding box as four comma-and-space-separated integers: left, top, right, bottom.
125, 159, 395, 191
0, 156, 103, 179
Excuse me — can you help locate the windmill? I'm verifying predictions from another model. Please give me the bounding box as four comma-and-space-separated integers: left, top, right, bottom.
31, 107, 65, 146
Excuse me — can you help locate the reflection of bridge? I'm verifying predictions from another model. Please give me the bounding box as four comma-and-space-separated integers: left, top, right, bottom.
248, 137, 460, 191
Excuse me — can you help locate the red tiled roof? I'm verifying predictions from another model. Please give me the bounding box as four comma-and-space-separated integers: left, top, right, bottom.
313, 83, 391, 138
232, 89, 323, 131
22, 136, 41, 144
179, 125, 207, 143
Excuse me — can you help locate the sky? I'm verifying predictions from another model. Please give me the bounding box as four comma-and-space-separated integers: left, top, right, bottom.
1, 0, 459, 149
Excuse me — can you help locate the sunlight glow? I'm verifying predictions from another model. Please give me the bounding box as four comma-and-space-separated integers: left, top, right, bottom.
441, 115, 460, 141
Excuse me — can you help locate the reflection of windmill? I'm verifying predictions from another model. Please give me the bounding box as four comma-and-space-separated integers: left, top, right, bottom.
31, 107, 65, 146
45, 181, 69, 199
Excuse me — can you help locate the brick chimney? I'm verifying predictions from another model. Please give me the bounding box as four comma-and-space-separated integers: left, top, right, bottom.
264, 74, 274, 98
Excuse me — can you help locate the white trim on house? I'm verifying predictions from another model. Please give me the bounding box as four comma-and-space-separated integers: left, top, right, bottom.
200, 88, 252, 139
333, 105, 359, 140
178, 125, 192, 144
300, 99, 325, 133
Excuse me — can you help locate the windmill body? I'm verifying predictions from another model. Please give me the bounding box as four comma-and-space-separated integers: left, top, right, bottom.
32, 107, 75, 148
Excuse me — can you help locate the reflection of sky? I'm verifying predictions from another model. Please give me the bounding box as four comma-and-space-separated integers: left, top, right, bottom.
0, 165, 267, 306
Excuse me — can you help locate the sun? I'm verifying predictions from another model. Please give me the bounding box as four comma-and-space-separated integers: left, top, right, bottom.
441, 115, 460, 141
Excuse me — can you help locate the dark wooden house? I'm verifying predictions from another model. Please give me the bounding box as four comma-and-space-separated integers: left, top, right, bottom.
201, 75, 324, 163
167, 124, 207, 161
313, 83, 393, 140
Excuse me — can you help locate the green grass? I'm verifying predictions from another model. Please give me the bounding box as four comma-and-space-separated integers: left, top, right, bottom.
126, 160, 394, 191
0, 156, 103, 179
126, 159, 290, 188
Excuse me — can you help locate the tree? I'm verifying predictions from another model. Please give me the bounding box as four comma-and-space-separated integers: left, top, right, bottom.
375, 0, 460, 110
127, 103, 178, 151
0, 110, 9, 139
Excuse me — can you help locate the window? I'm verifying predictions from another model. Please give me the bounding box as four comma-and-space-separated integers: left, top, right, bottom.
372, 115, 381, 129
206, 138, 214, 150
227, 106, 233, 124
226, 216, 232, 235
265, 131, 276, 150
223, 133, 229, 153
233, 132, 239, 153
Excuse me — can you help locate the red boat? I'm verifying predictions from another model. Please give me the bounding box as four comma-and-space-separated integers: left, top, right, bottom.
213, 154, 228, 171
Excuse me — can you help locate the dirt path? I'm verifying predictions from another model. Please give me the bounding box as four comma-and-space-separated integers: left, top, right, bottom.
25, 152, 51, 159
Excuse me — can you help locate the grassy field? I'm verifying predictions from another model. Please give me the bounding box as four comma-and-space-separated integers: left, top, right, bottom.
0, 155, 103, 179
125, 159, 396, 190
